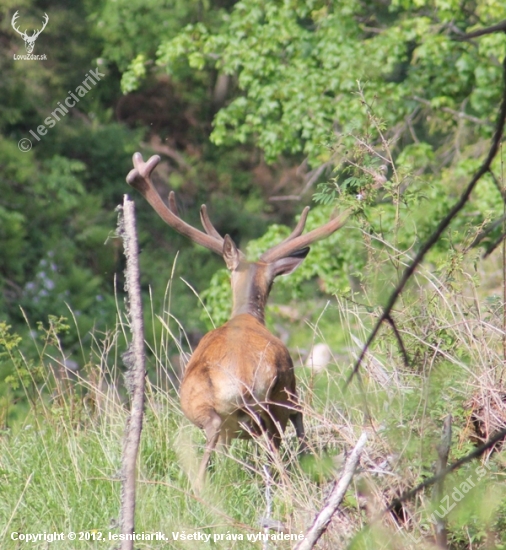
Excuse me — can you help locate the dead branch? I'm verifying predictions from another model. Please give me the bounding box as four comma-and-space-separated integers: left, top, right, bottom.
433, 415, 452, 549
117, 195, 147, 550
385, 314, 410, 367
347, 54, 506, 386
483, 230, 506, 258
412, 95, 492, 127
383, 426, 506, 515
294, 432, 368, 550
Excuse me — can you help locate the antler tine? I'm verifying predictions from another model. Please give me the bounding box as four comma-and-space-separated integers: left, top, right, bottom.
257, 206, 309, 263
200, 205, 223, 239
287, 206, 310, 239
169, 189, 224, 241
260, 209, 350, 262
168, 191, 179, 215
126, 153, 225, 256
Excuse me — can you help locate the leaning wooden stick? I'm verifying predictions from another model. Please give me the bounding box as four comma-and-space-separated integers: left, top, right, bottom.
434, 415, 452, 549
294, 432, 368, 550
118, 196, 147, 550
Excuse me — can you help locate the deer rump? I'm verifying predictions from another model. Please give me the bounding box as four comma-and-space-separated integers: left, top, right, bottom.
180, 314, 298, 446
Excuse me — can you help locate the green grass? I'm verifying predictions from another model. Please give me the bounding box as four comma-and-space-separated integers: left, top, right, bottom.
1, 257, 506, 549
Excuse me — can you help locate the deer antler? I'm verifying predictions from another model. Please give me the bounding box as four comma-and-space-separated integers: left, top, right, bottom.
127, 153, 232, 257
260, 207, 349, 262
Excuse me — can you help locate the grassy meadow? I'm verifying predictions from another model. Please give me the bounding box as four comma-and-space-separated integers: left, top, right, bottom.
1, 243, 506, 550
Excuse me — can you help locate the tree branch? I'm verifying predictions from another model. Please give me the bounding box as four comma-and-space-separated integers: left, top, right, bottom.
117, 196, 147, 550
412, 95, 492, 126
346, 55, 506, 386
483, 230, 506, 258
294, 433, 368, 550
433, 415, 452, 549
456, 20, 506, 40
385, 314, 410, 367
383, 426, 505, 515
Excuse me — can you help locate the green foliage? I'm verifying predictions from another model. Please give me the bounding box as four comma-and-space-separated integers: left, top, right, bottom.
155, 0, 506, 162
200, 268, 231, 328
94, 0, 198, 72
0, 323, 40, 426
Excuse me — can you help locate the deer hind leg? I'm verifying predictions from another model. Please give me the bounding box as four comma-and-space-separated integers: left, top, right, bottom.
195, 410, 222, 493
290, 410, 308, 453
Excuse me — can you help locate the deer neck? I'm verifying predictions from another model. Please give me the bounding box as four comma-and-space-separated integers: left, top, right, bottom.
230, 263, 271, 324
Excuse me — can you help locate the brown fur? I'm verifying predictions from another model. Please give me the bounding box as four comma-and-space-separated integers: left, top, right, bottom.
180, 313, 298, 446
178, 243, 308, 491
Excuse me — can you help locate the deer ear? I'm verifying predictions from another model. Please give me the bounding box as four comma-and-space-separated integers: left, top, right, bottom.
271, 247, 310, 277
223, 235, 241, 271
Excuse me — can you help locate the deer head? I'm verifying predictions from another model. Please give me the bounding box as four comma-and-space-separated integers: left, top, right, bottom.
12, 11, 48, 54
127, 153, 347, 323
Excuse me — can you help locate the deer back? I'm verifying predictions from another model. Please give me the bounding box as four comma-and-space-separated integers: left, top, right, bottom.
180, 313, 296, 439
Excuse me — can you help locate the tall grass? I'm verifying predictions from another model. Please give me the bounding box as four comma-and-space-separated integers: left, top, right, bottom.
0, 248, 505, 549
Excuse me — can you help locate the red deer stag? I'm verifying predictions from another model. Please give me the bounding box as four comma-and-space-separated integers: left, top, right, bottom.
127, 153, 347, 490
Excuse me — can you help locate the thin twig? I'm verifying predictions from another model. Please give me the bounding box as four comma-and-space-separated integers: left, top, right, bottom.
412, 95, 492, 127
385, 314, 410, 367
383, 426, 506, 515
483, 230, 506, 258
347, 55, 506, 386
455, 20, 506, 40
294, 432, 368, 550
434, 415, 452, 549
489, 168, 506, 201
471, 213, 506, 248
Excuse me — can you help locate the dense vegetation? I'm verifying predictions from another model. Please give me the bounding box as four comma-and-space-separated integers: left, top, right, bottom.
1, 0, 506, 548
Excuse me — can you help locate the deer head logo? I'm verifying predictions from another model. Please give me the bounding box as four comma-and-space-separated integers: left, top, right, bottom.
11, 11, 48, 54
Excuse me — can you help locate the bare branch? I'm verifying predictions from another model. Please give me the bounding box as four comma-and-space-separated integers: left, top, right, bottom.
269, 195, 304, 202
434, 415, 452, 549
294, 432, 368, 550
383, 426, 505, 515
489, 168, 506, 201
483, 230, 506, 258
118, 196, 147, 550
456, 20, 506, 40
471, 214, 506, 248
347, 55, 506, 386
412, 95, 492, 126
144, 135, 191, 170
385, 314, 410, 367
